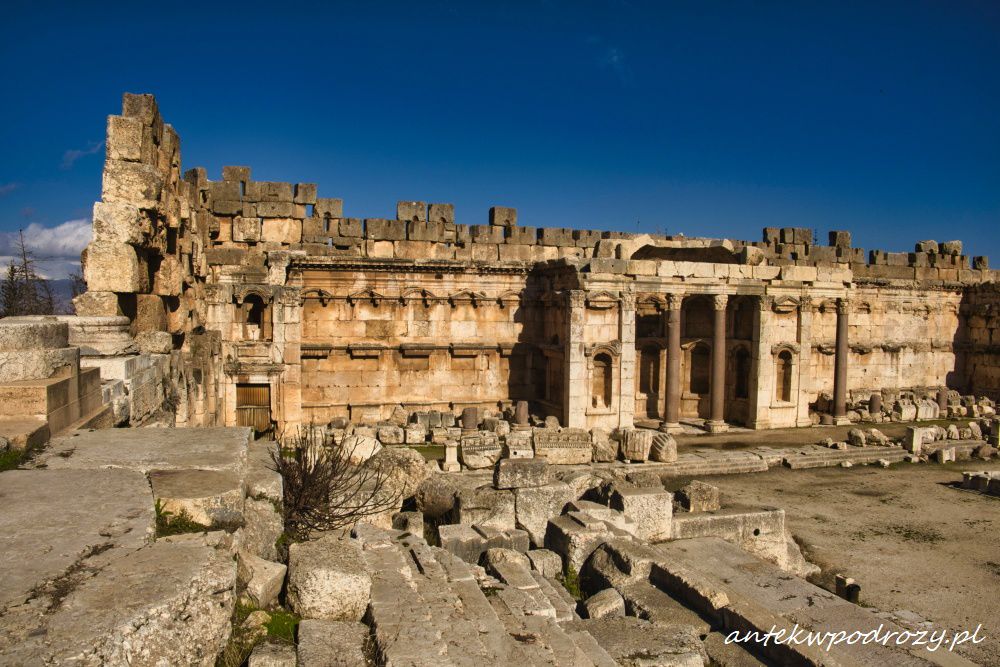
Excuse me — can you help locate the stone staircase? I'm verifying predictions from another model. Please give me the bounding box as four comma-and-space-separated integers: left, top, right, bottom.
782, 443, 909, 469
353, 526, 615, 667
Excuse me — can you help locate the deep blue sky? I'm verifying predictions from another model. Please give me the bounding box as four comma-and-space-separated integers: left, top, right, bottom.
1, 1, 998, 276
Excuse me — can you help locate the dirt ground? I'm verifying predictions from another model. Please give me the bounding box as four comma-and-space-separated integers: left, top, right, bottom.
684, 461, 1000, 665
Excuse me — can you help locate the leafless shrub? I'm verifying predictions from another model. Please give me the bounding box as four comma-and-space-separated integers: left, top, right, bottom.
270, 426, 402, 541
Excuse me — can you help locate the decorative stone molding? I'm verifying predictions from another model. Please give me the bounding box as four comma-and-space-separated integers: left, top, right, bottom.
667, 293, 684, 310
449, 290, 486, 307
347, 288, 384, 306
771, 342, 801, 355
585, 341, 622, 357
771, 296, 799, 313
585, 291, 619, 310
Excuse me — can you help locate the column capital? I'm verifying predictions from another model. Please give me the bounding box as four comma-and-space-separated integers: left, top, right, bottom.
799, 295, 814, 312
758, 295, 773, 312
836, 298, 850, 315
667, 293, 684, 311
620, 287, 636, 311
712, 294, 729, 311
567, 290, 586, 309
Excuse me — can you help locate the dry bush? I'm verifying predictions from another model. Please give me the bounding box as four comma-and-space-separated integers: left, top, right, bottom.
270, 426, 402, 540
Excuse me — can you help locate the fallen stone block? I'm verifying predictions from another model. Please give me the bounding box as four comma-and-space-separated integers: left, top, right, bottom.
455, 484, 516, 530
649, 432, 678, 463
562, 616, 706, 667
494, 457, 550, 489
287, 535, 371, 621
248, 642, 296, 667
391, 510, 424, 534
238, 552, 286, 609
526, 548, 563, 578
514, 481, 575, 546
610, 487, 672, 542
150, 468, 245, 528
584, 588, 625, 619
297, 619, 369, 667
677, 480, 720, 512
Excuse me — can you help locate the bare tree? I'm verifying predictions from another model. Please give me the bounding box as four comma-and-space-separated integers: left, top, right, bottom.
1, 230, 55, 317
270, 426, 403, 541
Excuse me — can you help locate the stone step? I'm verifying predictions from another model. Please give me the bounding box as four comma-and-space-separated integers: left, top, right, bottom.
529, 571, 579, 622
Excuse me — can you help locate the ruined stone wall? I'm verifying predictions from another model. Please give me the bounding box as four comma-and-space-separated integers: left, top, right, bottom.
79, 93, 999, 433
961, 283, 1000, 400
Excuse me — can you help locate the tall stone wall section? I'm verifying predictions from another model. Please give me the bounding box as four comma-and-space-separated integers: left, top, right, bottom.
77, 93, 999, 432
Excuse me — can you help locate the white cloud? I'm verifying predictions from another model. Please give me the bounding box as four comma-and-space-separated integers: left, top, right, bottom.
61, 141, 104, 170
0, 183, 19, 198
0, 219, 92, 279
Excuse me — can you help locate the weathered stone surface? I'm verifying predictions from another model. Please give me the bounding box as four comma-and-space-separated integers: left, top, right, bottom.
248, 642, 296, 667
287, 535, 371, 621
620, 428, 654, 462
297, 619, 369, 667
649, 432, 677, 463
40, 427, 250, 474
515, 481, 575, 547
526, 548, 563, 578
238, 552, 286, 609
413, 473, 459, 518
583, 588, 625, 619
494, 457, 550, 489
610, 487, 672, 542
563, 616, 706, 667
483, 546, 532, 571
460, 432, 502, 469
150, 468, 244, 527
591, 428, 618, 462
0, 469, 154, 611
677, 480, 720, 513
240, 497, 284, 561
456, 484, 516, 530
1, 540, 236, 667
341, 433, 382, 464
533, 427, 592, 465
367, 445, 429, 500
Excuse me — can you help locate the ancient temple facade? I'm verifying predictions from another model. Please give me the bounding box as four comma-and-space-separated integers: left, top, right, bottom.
75, 94, 1000, 435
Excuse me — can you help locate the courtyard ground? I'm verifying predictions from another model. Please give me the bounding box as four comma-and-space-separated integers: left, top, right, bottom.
673, 460, 1000, 665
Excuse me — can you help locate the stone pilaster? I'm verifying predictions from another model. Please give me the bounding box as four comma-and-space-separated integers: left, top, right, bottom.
661, 293, 684, 433
618, 288, 637, 429
795, 296, 814, 427
564, 290, 587, 429
833, 297, 850, 425
707, 294, 728, 433
749, 295, 773, 429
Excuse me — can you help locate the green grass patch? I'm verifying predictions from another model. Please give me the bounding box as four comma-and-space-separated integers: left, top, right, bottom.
155, 500, 210, 538
0, 448, 26, 472
558, 563, 583, 600
265, 609, 300, 644
411, 445, 445, 461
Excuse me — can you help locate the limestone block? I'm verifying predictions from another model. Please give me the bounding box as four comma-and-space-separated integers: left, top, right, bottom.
526, 548, 563, 578
428, 202, 455, 223
610, 487, 672, 542
238, 552, 286, 609
544, 513, 615, 572
84, 241, 145, 292
92, 201, 149, 245
404, 425, 426, 444
396, 200, 427, 221
0, 317, 69, 349
407, 220, 445, 241
563, 617, 706, 667
233, 216, 262, 242
152, 255, 183, 296
591, 428, 619, 462
455, 484, 516, 530
503, 428, 534, 458
677, 481, 720, 512
439, 523, 487, 563
249, 643, 296, 667
649, 432, 677, 463
376, 423, 404, 445
414, 474, 459, 518
494, 458, 550, 489
620, 428, 653, 462
136, 330, 173, 354
0, 346, 78, 383
940, 240, 963, 256
514, 481, 575, 546
296, 620, 369, 667
150, 468, 245, 528
261, 217, 302, 244
241, 497, 284, 561
102, 160, 164, 209
365, 218, 406, 241
287, 535, 371, 621
480, 206, 517, 230
460, 432, 502, 469
847, 428, 867, 447
584, 588, 625, 619
483, 546, 532, 572
507, 226, 538, 245
293, 183, 317, 205
340, 435, 382, 465
533, 427, 591, 465
106, 115, 143, 161
73, 291, 122, 317
391, 510, 423, 533
471, 224, 505, 244
367, 446, 429, 500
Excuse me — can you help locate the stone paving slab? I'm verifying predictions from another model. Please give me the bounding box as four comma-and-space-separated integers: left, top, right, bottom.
37, 426, 251, 474
0, 468, 154, 610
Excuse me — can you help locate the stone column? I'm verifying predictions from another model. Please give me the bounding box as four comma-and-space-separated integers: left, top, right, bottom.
707, 294, 728, 433
564, 290, 587, 429
748, 295, 772, 429
661, 293, 683, 433
833, 297, 850, 425
795, 296, 814, 427
618, 288, 637, 429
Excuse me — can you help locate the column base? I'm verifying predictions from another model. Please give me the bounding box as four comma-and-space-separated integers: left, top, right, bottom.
832, 415, 852, 426
659, 421, 684, 434
441, 462, 461, 473
705, 420, 728, 434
